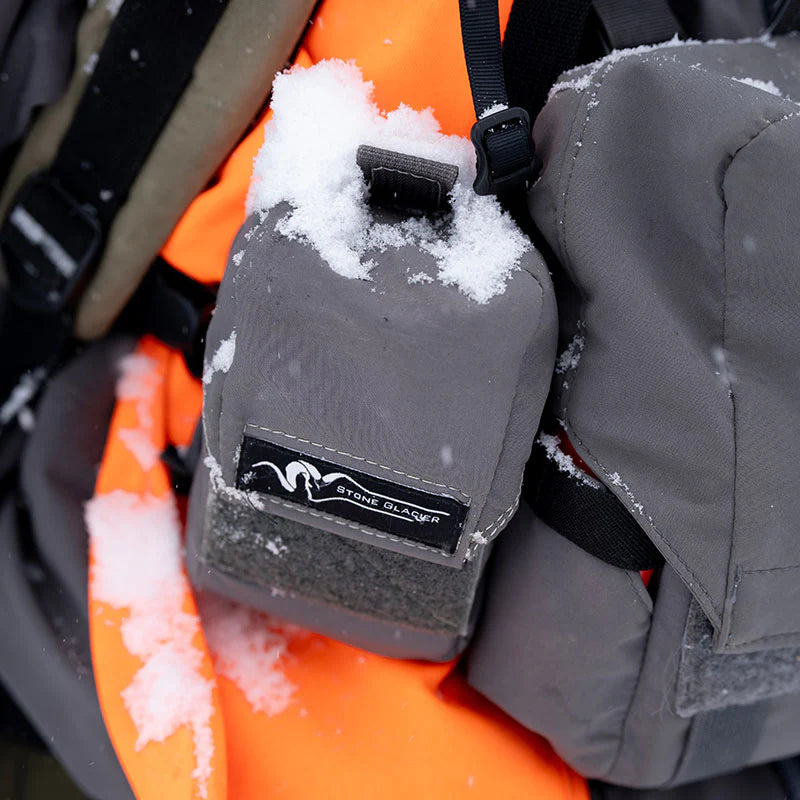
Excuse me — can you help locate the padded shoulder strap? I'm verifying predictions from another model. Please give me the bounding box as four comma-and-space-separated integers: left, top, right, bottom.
0, 0, 229, 435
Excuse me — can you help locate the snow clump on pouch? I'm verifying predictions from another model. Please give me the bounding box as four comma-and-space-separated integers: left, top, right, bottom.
247, 59, 530, 304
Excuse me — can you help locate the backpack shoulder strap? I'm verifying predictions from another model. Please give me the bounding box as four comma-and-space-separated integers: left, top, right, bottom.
503, 0, 680, 122
0, 0, 229, 434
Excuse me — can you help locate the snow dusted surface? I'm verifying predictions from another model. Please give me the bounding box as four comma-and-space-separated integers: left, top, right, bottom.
550, 34, 779, 100
247, 60, 530, 304
86, 491, 215, 798
555, 328, 585, 375
734, 76, 782, 96
116, 354, 161, 467
538, 433, 602, 490
203, 330, 236, 385
199, 594, 299, 716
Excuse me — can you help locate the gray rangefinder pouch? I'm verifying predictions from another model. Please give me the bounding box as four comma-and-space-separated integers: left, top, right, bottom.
187, 157, 556, 661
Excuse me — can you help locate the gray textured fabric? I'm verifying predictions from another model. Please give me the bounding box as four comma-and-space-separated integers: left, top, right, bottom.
676, 599, 800, 716
469, 34, 800, 788
189, 202, 556, 659
468, 504, 653, 777
0, 338, 134, 800
530, 37, 800, 654
0, 0, 80, 152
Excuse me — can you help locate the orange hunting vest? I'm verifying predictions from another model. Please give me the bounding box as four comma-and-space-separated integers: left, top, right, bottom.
87, 2, 590, 797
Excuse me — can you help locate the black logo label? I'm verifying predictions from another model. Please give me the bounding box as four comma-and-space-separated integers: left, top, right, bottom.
236, 436, 469, 554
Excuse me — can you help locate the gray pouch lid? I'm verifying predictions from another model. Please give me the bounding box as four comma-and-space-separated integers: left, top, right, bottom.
530, 36, 800, 654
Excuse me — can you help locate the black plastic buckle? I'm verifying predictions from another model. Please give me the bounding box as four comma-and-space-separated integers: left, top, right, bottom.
0, 172, 102, 313
470, 106, 540, 196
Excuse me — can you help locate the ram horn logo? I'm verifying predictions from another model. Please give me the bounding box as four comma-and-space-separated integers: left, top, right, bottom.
250, 458, 449, 522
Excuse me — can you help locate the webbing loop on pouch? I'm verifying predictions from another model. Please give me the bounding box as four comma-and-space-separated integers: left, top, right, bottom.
458, 0, 540, 195
0, 0, 229, 435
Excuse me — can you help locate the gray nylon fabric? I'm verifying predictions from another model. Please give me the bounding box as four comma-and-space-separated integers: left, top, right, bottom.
470, 33, 800, 789
0, 337, 134, 800
189, 202, 557, 659
530, 37, 800, 653
0, 0, 81, 153
468, 503, 653, 777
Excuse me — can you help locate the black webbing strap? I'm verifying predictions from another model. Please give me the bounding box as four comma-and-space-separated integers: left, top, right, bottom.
502, 0, 594, 122
458, 0, 540, 195
0, 0, 228, 433
776, 756, 800, 800
120, 256, 216, 379
527, 446, 664, 571
769, 0, 800, 33
592, 0, 680, 51
502, 0, 681, 123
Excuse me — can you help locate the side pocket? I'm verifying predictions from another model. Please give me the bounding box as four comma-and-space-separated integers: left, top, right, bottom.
467, 500, 652, 778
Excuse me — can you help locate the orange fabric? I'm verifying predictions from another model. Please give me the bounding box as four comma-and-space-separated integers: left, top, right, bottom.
91, 342, 587, 800
89, 338, 227, 800
90, 2, 590, 798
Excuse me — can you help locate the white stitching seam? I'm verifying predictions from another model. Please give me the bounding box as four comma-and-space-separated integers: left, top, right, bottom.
465, 492, 521, 560
245, 423, 471, 499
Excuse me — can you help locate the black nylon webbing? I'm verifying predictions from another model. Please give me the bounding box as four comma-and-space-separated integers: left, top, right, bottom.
502, 0, 594, 120
458, 0, 538, 195
770, 0, 800, 33
458, 0, 510, 118
502, 0, 682, 121
592, 0, 680, 50
527, 449, 664, 571
54, 0, 228, 226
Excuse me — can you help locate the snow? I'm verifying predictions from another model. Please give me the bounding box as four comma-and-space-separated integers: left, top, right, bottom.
247, 60, 530, 304
199, 594, 298, 716
118, 427, 161, 470
204, 453, 265, 511
85, 491, 215, 798
117, 353, 159, 403
232, 249, 245, 266
556, 328, 585, 374
117, 353, 160, 433
537, 434, 601, 489
408, 271, 433, 285
88, 353, 215, 797
202, 331, 236, 385
479, 103, 509, 118
734, 77, 782, 96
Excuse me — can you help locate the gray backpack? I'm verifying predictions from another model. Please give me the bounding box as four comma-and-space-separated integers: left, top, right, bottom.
188, 0, 800, 794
